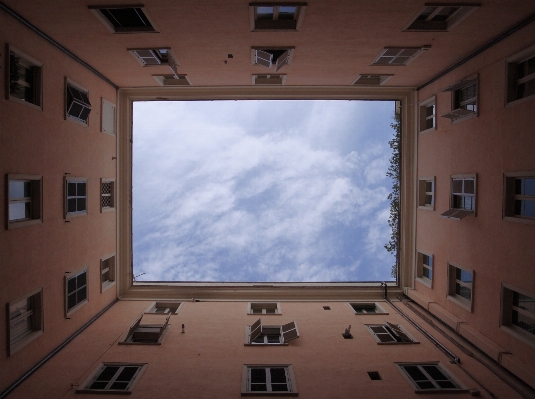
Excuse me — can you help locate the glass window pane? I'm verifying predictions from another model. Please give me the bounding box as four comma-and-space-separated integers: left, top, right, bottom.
270, 368, 287, 383
77, 183, 86, 196
77, 198, 86, 211
256, 6, 274, 20
278, 6, 297, 20
68, 182, 77, 197
67, 293, 77, 309
251, 384, 267, 391
513, 292, 535, 314
77, 287, 87, 303
512, 310, 535, 335
456, 268, 472, 283
251, 368, 266, 383
96, 366, 119, 382
116, 367, 138, 382
452, 179, 463, 193
422, 365, 447, 381
404, 366, 427, 382
463, 179, 475, 194
9, 181, 31, 199
9, 202, 30, 220
109, 382, 128, 390
416, 381, 436, 389
456, 283, 472, 300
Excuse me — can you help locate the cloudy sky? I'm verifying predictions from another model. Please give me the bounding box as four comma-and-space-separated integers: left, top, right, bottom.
133, 100, 396, 282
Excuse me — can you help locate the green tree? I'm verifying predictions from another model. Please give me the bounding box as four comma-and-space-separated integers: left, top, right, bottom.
385, 112, 400, 278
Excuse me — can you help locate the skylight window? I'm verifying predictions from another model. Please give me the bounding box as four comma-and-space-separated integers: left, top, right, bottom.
89, 6, 157, 33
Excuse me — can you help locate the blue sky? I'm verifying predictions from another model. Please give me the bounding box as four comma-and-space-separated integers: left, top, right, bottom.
133, 100, 396, 282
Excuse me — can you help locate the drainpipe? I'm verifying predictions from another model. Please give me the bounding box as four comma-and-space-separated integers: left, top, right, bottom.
381, 282, 460, 364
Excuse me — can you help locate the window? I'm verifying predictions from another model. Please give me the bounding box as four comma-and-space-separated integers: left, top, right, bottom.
246, 319, 299, 345
7, 45, 42, 109
65, 269, 88, 316
89, 5, 156, 33
506, 44, 535, 104
253, 74, 287, 85
397, 363, 464, 392
65, 79, 91, 126
416, 251, 433, 287
501, 284, 535, 344
129, 48, 179, 69
448, 264, 473, 311
348, 302, 388, 315
120, 313, 171, 344
242, 365, 298, 395
145, 301, 183, 314
371, 46, 429, 66
7, 288, 43, 356
78, 363, 147, 393
153, 74, 192, 86
404, 5, 479, 32
101, 179, 115, 212
249, 4, 307, 31
101, 98, 116, 135
248, 302, 281, 314
440, 77, 477, 122
504, 172, 535, 223
365, 323, 418, 344
6, 174, 43, 229
352, 74, 393, 86
419, 97, 436, 133
101, 255, 116, 292
418, 177, 434, 210
440, 175, 476, 220
65, 177, 88, 217
252, 47, 294, 72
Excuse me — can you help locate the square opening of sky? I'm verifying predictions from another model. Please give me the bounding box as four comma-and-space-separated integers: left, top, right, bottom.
133, 100, 397, 282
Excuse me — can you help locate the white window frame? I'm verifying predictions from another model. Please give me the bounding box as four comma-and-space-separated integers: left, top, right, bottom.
7, 287, 44, 356
503, 171, 535, 225
251, 47, 294, 72
88, 5, 158, 33
128, 48, 178, 69
6, 174, 43, 230
119, 313, 171, 345
64, 177, 88, 218
101, 98, 116, 135
352, 74, 394, 86
245, 318, 299, 345
348, 302, 388, 315
6, 44, 43, 110
440, 75, 478, 123
396, 362, 467, 392
101, 178, 116, 212
371, 46, 430, 66
248, 302, 282, 315
145, 301, 184, 314
440, 174, 476, 220
77, 363, 147, 394
500, 283, 535, 348
403, 4, 479, 32
252, 74, 287, 85
65, 267, 88, 317
249, 3, 307, 31
505, 44, 535, 106
65, 78, 91, 127
447, 263, 474, 312
419, 96, 436, 134
365, 323, 419, 344
416, 251, 433, 288
418, 176, 435, 210
241, 364, 298, 395
101, 254, 116, 292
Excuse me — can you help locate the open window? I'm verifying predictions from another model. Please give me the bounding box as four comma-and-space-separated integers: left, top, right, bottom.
253, 74, 287, 85
441, 77, 477, 122
501, 283, 535, 345
503, 172, 535, 223
365, 322, 418, 344
7, 288, 43, 356
249, 3, 307, 31
252, 48, 294, 72
448, 263, 474, 312
246, 318, 299, 345
101, 254, 116, 292
145, 301, 183, 314
352, 74, 393, 86
506, 44, 535, 105
121, 313, 171, 344
404, 4, 480, 32
418, 177, 435, 210
416, 251, 433, 287
440, 175, 476, 220
248, 302, 282, 314
89, 5, 157, 33
153, 74, 191, 86
348, 302, 388, 315
6, 174, 43, 230
419, 96, 436, 133
65, 79, 91, 126
6, 44, 42, 110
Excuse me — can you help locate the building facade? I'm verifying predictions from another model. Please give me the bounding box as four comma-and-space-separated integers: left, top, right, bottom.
0, 0, 534, 398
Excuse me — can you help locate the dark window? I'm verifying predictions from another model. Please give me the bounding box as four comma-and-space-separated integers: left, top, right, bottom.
400, 364, 460, 391
9, 52, 41, 106
251, 4, 306, 31
92, 7, 155, 32
66, 271, 87, 312
87, 365, 143, 391
66, 180, 87, 215
66, 84, 91, 124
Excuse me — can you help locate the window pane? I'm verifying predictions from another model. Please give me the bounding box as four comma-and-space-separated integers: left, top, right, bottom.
89, 381, 108, 390
106, 8, 150, 28
270, 368, 287, 383
455, 268, 472, 283
437, 380, 457, 389
68, 182, 77, 197
251, 368, 266, 383
431, 6, 459, 21
416, 6, 437, 21
109, 382, 129, 390
77, 287, 87, 303
512, 310, 535, 335
67, 292, 77, 309
9, 202, 30, 220
256, 6, 274, 20
77, 183, 86, 196
278, 6, 297, 20
425, 105, 434, 117
422, 365, 447, 381
77, 198, 86, 211
96, 366, 119, 382
9, 181, 31, 199
68, 277, 77, 293
265, 308, 275, 314
423, 266, 432, 280
463, 179, 475, 194
452, 179, 463, 193
251, 384, 267, 391
416, 381, 436, 389
77, 272, 87, 287
456, 283, 472, 300
404, 365, 427, 382
513, 292, 535, 314
267, 334, 281, 343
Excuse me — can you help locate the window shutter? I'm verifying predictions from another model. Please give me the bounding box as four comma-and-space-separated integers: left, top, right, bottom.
255, 50, 273, 68
281, 321, 299, 343
440, 209, 458, 218
250, 318, 262, 342
275, 50, 290, 72
386, 322, 412, 342
168, 54, 179, 77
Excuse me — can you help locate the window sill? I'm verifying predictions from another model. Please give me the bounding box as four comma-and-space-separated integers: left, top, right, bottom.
447, 295, 472, 313
9, 330, 44, 356
66, 116, 89, 128
101, 206, 116, 213
65, 211, 88, 220
66, 299, 88, 318
8, 95, 42, 111
101, 280, 116, 293
500, 325, 535, 349
7, 218, 42, 230
415, 277, 432, 288
503, 216, 535, 226
418, 127, 436, 135
450, 112, 476, 124
505, 93, 535, 108
418, 205, 434, 211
